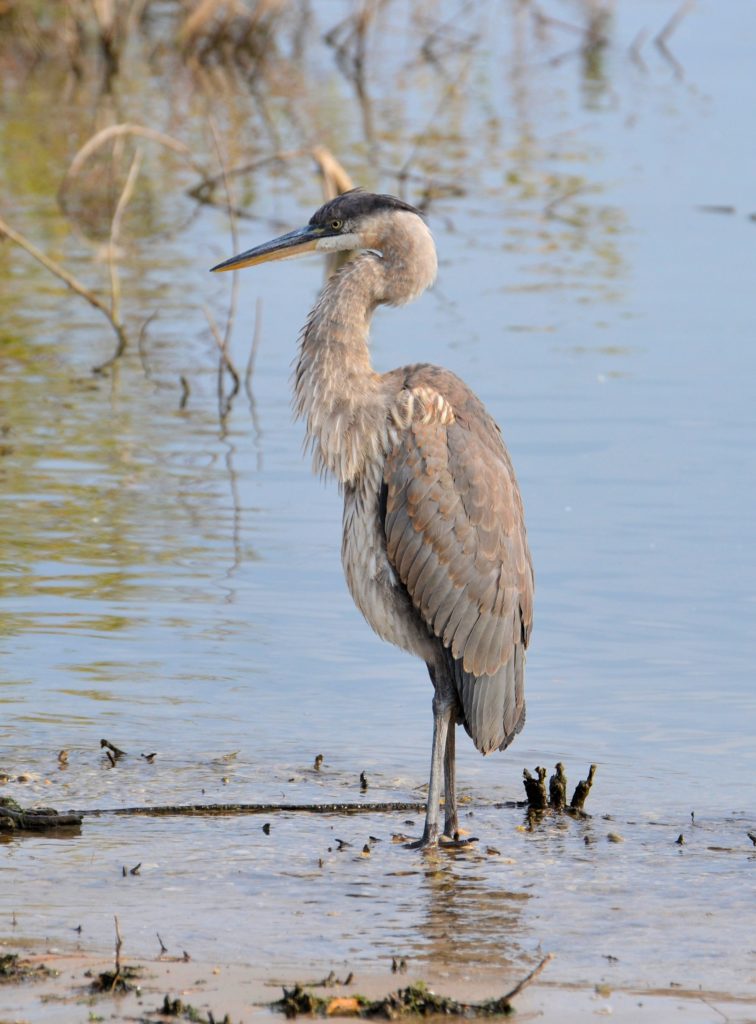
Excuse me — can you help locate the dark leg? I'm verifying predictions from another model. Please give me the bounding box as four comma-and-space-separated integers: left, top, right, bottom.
406, 691, 452, 849
442, 712, 458, 839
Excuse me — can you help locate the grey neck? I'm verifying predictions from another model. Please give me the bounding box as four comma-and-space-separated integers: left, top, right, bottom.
292, 211, 438, 486
294, 255, 386, 486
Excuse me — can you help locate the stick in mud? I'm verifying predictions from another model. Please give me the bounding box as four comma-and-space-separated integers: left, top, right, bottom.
114, 916, 122, 977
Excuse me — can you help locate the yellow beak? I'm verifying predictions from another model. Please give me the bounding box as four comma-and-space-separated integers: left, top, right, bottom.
210, 225, 324, 273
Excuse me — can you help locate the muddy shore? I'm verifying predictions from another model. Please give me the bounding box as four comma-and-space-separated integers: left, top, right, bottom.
2, 936, 754, 1024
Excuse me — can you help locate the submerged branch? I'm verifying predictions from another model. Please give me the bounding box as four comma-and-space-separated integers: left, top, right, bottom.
5, 795, 537, 833
93, 146, 144, 373
0, 798, 82, 832
0, 213, 128, 360
80, 801, 428, 819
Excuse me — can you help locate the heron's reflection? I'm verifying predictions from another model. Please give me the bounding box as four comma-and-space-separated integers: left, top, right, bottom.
402, 853, 531, 968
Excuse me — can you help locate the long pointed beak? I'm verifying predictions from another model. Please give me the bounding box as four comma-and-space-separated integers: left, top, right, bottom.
210, 225, 324, 273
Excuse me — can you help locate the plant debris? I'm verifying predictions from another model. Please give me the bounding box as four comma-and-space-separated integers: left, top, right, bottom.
272, 955, 553, 1018
311, 970, 354, 988
158, 994, 231, 1022
90, 963, 142, 994
0, 952, 56, 984
274, 981, 505, 1019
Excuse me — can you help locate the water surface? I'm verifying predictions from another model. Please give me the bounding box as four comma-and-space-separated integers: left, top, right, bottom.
1, 0, 754, 1007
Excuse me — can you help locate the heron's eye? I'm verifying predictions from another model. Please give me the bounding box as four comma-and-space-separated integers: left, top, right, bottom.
329, 219, 343, 231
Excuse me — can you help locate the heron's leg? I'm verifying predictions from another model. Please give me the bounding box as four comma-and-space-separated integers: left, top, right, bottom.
406, 692, 452, 849
442, 713, 458, 838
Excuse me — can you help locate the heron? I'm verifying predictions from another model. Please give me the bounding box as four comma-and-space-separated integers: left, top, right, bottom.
212, 189, 534, 849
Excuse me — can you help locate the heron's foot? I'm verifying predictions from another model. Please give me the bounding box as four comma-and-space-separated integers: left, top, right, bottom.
404, 826, 478, 851
439, 832, 479, 851
404, 824, 439, 850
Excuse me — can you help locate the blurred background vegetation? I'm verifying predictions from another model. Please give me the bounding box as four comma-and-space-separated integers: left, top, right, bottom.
0, 0, 641, 370
0, 0, 698, 681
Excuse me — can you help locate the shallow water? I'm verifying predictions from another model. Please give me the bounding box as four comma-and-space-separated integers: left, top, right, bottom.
1, 0, 754, 1007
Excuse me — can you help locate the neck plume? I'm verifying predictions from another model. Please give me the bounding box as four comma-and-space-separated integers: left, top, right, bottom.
293, 211, 437, 485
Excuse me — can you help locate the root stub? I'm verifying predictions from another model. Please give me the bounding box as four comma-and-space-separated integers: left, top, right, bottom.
522, 764, 597, 814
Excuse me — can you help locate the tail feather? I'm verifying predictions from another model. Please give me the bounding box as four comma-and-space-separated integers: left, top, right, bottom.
449, 642, 526, 754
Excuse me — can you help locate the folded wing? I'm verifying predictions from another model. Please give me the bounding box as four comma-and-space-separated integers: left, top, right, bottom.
383, 369, 533, 753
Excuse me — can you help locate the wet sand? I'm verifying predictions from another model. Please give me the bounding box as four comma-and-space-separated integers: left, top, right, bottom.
2, 771, 755, 1022
2, 937, 754, 1024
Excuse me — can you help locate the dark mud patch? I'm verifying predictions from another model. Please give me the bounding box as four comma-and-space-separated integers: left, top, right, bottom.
0, 951, 57, 984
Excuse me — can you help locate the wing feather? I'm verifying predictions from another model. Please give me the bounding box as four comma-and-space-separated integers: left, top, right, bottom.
418, 563, 452, 619
383, 369, 534, 752
405, 544, 434, 593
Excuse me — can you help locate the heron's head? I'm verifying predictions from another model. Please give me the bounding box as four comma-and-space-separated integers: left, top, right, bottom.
211, 189, 436, 300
